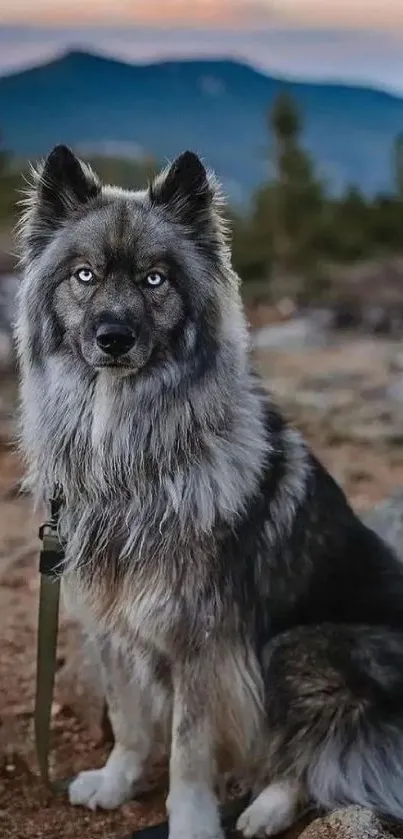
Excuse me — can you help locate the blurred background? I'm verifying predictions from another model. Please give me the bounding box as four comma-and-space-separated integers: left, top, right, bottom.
2, 3, 403, 838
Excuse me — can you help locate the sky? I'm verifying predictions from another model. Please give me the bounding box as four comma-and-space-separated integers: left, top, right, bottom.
1, 1, 403, 95
1, 1, 272, 27
1, 0, 403, 29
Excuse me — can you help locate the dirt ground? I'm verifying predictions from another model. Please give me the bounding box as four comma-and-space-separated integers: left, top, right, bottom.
1, 333, 403, 839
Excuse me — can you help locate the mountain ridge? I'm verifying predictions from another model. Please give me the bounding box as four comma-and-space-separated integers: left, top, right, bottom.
4, 48, 403, 101
1, 49, 403, 201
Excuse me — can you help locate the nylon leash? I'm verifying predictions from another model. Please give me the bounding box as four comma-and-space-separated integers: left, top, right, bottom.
35, 489, 70, 792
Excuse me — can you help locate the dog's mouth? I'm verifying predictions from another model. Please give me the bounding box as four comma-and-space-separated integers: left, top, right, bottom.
95, 360, 132, 368
79, 337, 172, 377
94, 359, 141, 377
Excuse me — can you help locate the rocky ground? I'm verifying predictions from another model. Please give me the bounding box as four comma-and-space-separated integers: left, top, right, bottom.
2, 328, 403, 838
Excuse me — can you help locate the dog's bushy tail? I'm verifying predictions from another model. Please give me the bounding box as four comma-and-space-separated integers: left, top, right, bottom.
266, 624, 403, 821
306, 706, 403, 819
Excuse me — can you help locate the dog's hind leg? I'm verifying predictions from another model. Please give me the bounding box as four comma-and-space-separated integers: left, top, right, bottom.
238, 623, 403, 836
69, 638, 169, 810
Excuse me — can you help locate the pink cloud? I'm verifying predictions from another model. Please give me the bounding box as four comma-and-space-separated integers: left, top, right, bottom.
1, 1, 402, 30
0, 0, 273, 27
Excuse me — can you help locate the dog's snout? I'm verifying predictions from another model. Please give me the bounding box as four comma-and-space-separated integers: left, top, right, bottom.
96, 323, 136, 357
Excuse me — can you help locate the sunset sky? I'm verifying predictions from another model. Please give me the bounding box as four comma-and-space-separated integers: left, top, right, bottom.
1, 1, 403, 93
1, 0, 403, 29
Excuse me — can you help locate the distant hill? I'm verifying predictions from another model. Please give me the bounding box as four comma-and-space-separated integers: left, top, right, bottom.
1, 49, 403, 202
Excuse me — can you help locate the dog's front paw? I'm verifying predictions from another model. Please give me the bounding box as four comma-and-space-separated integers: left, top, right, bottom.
69, 767, 133, 810
236, 782, 300, 837
69, 744, 144, 811
167, 785, 224, 839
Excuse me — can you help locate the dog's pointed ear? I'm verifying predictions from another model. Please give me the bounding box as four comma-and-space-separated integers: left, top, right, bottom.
19, 145, 101, 262
149, 152, 214, 225
39, 145, 100, 216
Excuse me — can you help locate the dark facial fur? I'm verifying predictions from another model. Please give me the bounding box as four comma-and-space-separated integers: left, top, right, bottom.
16, 146, 403, 836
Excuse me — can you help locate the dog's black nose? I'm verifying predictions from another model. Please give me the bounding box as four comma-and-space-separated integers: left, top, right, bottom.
96, 323, 136, 357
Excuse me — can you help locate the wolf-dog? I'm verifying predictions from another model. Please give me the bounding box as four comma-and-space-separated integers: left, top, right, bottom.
15, 145, 403, 838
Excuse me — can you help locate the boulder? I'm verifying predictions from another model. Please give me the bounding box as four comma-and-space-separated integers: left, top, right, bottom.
300, 807, 403, 839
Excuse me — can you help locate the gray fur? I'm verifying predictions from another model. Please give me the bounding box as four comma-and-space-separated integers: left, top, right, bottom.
15, 146, 403, 837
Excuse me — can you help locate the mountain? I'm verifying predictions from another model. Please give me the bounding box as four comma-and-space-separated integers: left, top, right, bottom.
1, 49, 403, 202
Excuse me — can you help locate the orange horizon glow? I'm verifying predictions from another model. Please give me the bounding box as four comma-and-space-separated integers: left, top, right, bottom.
0, 0, 272, 28
0, 0, 403, 31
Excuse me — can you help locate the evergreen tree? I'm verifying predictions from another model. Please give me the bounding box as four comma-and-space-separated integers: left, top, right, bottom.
393, 133, 403, 198
250, 90, 327, 300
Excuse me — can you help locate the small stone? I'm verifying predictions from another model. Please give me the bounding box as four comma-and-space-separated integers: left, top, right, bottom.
299, 806, 402, 839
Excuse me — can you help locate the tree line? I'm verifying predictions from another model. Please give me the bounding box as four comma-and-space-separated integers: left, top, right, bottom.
230, 94, 403, 302
1, 93, 403, 302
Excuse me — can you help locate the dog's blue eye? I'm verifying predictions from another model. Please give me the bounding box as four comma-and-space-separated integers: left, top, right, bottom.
75, 268, 94, 284
145, 271, 166, 288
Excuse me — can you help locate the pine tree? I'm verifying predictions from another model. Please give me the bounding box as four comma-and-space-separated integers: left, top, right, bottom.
0, 130, 10, 176
393, 133, 403, 198
250, 90, 327, 300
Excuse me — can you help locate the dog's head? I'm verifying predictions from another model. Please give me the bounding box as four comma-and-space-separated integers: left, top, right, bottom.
18, 145, 239, 383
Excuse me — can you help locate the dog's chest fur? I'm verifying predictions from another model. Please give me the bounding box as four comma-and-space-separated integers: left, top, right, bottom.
63, 505, 219, 655
34, 367, 262, 657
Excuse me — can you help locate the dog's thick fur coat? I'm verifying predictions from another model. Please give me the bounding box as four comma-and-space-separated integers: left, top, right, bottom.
16, 146, 403, 837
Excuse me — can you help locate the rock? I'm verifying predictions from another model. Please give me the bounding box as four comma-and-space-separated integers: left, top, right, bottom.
299, 807, 403, 839
0, 274, 18, 373
263, 377, 353, 412
388, 351, 403, 373
327, 397, 403, 447
344, 421, 403, 446
386, 376, 403, 403
292, 388, 354, 412
252, 313, 330, 351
